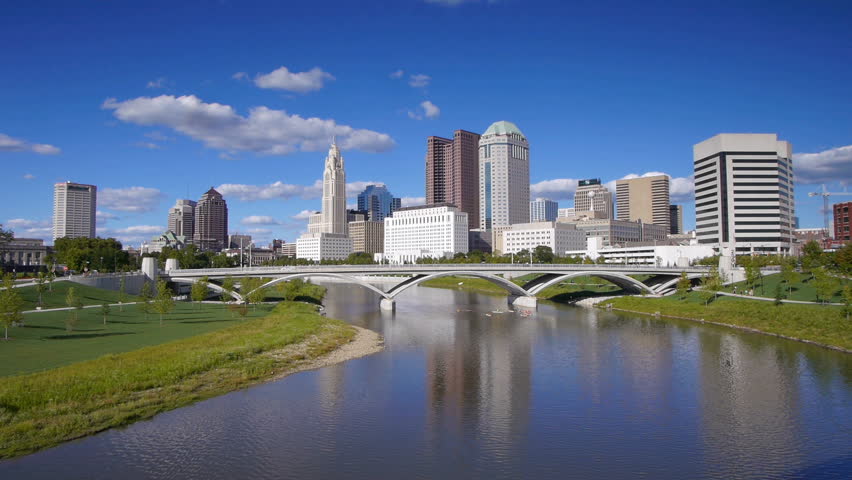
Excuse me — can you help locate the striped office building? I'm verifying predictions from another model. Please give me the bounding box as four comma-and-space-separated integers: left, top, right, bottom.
693, 134, 795, 254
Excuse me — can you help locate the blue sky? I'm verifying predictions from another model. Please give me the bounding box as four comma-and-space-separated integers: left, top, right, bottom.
2, 0, 851, 246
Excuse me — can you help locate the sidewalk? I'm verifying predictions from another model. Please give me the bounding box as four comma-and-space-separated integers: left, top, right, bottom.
713, 290, 842, 306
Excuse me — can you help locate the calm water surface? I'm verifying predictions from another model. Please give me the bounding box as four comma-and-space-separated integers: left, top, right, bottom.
3, 284, 851, 479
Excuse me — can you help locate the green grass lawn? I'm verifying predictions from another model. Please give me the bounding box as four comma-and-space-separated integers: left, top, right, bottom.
15, 281, 141, 311
722, 272, 850, 303
0, 301, 355, 459
2, 302, 274, 376
603, 293, 852, 351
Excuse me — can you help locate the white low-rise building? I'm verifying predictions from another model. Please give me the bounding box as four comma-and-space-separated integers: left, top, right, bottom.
565, 237, 715, 267
296, 233, 353, 262
379, 203, 468, 264
502, 221, 586, 256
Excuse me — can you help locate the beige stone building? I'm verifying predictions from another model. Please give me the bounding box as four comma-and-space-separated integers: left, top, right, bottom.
615, 174, 671, 232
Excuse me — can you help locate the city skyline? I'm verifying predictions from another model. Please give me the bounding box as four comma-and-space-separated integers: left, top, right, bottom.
2, 1, 851, 247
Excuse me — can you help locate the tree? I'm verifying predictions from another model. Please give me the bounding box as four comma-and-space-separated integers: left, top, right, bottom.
676, 272, 690, 300
46, 267, 55, 292
843, 285, 852, 320
34, 272, 47, 308
65, 286, 83, 332
0, 274, 24, 340
118, 277, 126, 312
812, 267, 840, 304
781, 259, 796, 298
834, 242, 852, 275
745, 263, 761, 295
221, 277, 236, 303
0, 224, 13, 247
699, 267, 721, 305
801, 240, 824, 276
534, 245, 555, 264
774, 283, 783, 306
247, 284, 267, 310
139, 281, 152, 320
53, 237, 129, 273
191, 276, 209, 309
240, 277, 263, 309
152, 280, 175, 325
100, 302, 111, 325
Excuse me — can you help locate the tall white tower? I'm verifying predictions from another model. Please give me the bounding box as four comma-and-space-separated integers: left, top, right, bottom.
479, 121, 530, 230
321, 139, 347, 234
53, 181, 97, 241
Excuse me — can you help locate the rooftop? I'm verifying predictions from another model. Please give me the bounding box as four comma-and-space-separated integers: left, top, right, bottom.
483, 120, 525, 138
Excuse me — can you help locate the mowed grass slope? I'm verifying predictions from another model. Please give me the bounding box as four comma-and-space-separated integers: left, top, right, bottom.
603, 293, 852, 351
14, 281, 141, 310
0, 302, 355, 459
2, 302, 273, 376
723, 272, 850, 303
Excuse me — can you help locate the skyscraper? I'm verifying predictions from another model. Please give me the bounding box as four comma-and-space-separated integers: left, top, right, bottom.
53, 181, 96, 241
194, 187, 228, 251
616, 174, 671, 232
574, 179, 613, 219
833, 202, 851, 242
167, 199, 196, 239
530, 198, 558, 222
357, 184, 401, 222
321, 140, 347, 234
426, 129, 481, 228
670, 204, 684, 235
693, 133, 795, 254
479, 121, 530, 230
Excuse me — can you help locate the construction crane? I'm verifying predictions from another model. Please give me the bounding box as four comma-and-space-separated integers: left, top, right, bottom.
808, 184, 852, 233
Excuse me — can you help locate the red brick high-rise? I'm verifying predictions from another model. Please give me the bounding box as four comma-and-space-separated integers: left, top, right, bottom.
833, 201, 851, 242
425, 130, 481, 228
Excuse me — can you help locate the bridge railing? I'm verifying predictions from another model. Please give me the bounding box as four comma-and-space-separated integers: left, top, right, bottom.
167, 263, 710, 276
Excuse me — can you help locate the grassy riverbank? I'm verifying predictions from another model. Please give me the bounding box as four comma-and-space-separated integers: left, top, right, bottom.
0, 302, 357, 459
601, 294, 852, 351
2, 302, 274, 376
15, 281, 141, 310
721, 272, 850, 302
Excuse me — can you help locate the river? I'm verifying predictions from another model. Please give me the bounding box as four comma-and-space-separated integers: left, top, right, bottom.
2, 284, 851, 479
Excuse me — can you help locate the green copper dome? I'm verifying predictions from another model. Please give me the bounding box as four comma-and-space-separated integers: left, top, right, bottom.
483, 120, 525, 138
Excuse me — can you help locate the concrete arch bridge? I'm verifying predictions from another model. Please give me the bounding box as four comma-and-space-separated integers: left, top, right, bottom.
156, 262, 710, 311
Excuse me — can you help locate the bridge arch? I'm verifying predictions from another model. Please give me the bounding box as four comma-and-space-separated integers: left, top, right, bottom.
524, 271, 657, 296
652, 273, 704, 295
169, 277, 244, 302
386, 271, 530, 300
246, 273, 392, 301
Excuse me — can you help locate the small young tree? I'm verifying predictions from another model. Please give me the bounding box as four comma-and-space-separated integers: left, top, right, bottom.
812, 267, 840, 304
676, 272, 690, 300
191, 276, 209, 309
152, 280, 175, 325
100, 302, 111, 325
0, 274, 24, 340
781, 259, 796, 298
34, 272, 47, 308
139, 281, 152, 320
65, 286, 83, 332
221, 277, 236, 304
774, 283, 783, 306
118, 276, 126, 312
699, 267, 721, 305
46, 268, 56, 292
843, 285, 852, 320
247, 285, 267, 310
745, 263, 761, 295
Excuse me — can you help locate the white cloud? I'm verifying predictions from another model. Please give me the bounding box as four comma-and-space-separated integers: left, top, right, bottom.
389, 69, 404, 79
96, 210, 120, 222
794, 145, 852, 185
232, 71, 248, 81
23, 173, 35, 180
421, 100, 440, 119
247, 228, 272, 235
146, 77, 168, 89
531, 172, 695, 204
6, 218, 49, 229
218, 180, 382, 202
97, 225, 165, 245
409, 74, 431, 88
114, 225, 164, 235
4, 218, 52, 241
103, 95, 395, 155
0, 133, 61, 155
134, 141, 161, 150
241, 215, 281, 225
254, 66, 334, 93
291, 210, 318, 221
100, 186, 164, 212
144, 131, 170, 141
400, 196, 426, 207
